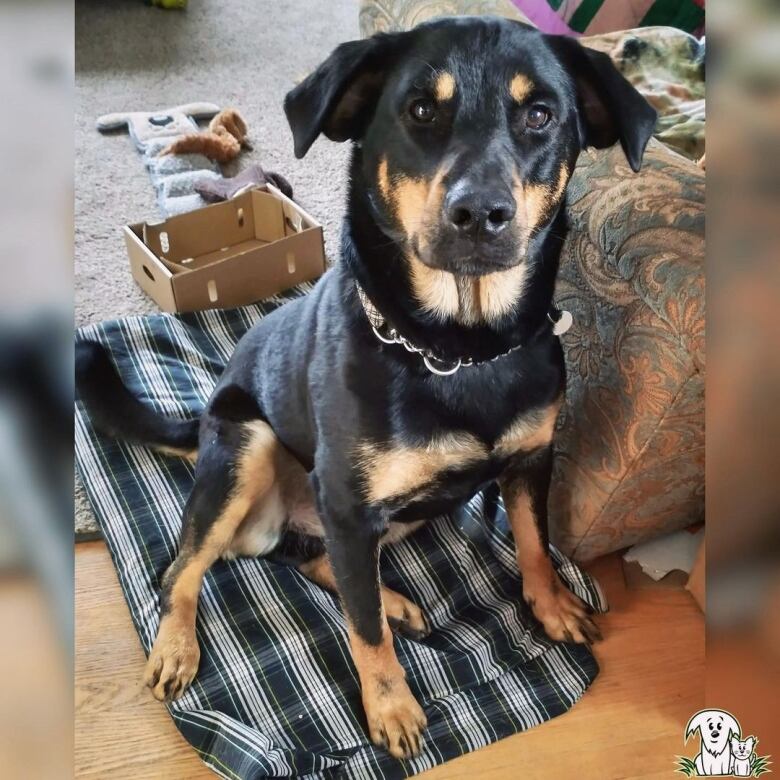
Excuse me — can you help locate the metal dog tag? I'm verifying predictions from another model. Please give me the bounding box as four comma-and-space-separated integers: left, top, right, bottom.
552, 310, 573, 336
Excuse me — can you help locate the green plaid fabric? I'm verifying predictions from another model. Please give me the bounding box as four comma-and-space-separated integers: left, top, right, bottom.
74, 285, 607, 779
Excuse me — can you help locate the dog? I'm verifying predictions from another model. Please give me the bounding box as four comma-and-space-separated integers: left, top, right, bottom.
731, 736, 757, 777
77, 16, 655, 759
686, 710, 742, 775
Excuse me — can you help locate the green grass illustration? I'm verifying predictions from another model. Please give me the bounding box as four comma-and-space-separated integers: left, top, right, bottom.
675, 756, 697, 777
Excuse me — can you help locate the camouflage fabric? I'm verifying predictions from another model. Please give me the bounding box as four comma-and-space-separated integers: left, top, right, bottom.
582, 27, 705, 160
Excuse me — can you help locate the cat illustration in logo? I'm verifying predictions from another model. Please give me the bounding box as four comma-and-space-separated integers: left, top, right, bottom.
685, 709, 741, 775
731, 736, 757, 777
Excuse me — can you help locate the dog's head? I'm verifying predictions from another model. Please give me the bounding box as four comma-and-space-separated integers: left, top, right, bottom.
284, 17, 656, 280
686, 710, 742, 756
731, 736, 756, 760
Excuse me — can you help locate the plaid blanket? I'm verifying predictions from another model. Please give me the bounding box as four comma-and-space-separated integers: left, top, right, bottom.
74, 285, 607, 779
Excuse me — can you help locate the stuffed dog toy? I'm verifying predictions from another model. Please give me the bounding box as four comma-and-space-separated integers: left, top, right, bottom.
160, 108, 252, 162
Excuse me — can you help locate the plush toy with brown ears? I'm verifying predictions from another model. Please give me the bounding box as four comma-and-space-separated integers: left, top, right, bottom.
160, 108, 251, 163
97, 101, 223, 215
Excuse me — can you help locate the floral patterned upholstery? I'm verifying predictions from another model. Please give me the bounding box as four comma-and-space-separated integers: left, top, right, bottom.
361, 1, 705, 560
359, 0, 531, 34
552, 141, 704, 560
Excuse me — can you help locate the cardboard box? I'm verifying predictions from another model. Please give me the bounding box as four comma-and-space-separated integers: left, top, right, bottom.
124, 184, 326, 312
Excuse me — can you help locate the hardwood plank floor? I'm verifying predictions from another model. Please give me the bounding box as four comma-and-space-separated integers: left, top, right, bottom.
75, 542, 703, 779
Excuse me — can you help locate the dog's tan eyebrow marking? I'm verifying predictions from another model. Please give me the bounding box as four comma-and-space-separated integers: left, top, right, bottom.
509, 73, 534, 103
434, 72, 456, 102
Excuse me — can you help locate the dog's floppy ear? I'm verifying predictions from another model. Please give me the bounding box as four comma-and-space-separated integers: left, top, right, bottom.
284, 33, 409, 159
685, 711, 707, 743
548, 36, 657, 172
723, 713, 742, 738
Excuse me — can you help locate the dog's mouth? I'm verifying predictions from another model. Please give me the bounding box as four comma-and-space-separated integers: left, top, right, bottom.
412, 237, 524, 277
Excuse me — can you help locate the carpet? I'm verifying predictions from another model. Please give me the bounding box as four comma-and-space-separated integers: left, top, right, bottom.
75, 0, 359, 537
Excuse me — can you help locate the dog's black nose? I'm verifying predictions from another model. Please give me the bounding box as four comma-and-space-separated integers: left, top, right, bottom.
445, 187, 516, 239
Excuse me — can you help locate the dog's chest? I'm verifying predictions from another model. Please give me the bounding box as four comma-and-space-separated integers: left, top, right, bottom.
356, 398, 560, 509
702, 750, 732, 775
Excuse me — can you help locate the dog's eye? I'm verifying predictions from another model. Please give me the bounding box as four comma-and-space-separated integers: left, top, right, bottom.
526, 105, 551, 130
409, 99, 436, 124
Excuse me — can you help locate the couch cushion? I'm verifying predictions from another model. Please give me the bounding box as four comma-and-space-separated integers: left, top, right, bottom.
359, 0, 530, 36
551, 140, 704, 560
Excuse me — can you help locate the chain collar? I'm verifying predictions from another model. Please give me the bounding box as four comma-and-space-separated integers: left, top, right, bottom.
355, 283, 572, 377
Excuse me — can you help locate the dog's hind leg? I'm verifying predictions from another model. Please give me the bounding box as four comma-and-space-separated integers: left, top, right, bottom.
297, 554, 431, 641
224, 434, 314, 560
144, 418, 281, 702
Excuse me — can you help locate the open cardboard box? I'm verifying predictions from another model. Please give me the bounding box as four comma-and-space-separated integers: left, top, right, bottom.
124, 184, 326, 312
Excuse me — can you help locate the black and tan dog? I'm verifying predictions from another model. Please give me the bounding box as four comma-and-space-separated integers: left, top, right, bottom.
77, 17, 656, 760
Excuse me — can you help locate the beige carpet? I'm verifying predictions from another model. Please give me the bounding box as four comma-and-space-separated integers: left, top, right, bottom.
75, 0, 358, 537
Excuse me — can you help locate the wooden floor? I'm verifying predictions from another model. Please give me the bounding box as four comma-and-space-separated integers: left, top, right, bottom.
76, 542, 704, 779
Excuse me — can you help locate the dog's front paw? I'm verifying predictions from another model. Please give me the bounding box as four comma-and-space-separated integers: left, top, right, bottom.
143, 621, 201, 703
524, 573, 602, 645
363, 676, 427, 760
